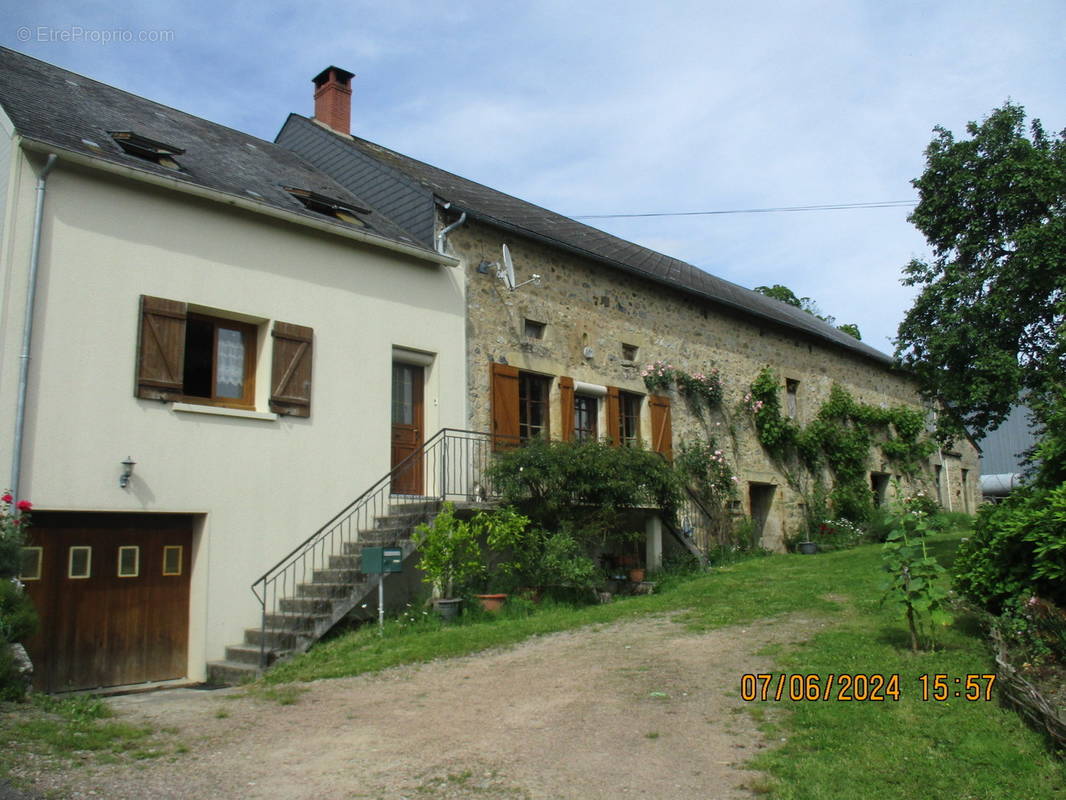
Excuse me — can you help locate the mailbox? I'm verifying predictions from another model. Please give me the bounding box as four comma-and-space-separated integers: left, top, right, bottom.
362, 546, 404, 574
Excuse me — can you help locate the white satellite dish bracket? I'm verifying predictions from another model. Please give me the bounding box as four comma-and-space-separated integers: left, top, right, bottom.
485, 244, 541, 292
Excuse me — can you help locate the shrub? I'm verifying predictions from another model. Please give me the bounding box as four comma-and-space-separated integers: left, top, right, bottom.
813, 518, 866, 550
0, 492, 35, 700
485, 438, 682, 544
480, 508, 601, 594
675, 437, 737, 507
994, 594, 1066, 667
953, 481, 1066, 612
881, 505, 952, 650
411, 502, 485, 599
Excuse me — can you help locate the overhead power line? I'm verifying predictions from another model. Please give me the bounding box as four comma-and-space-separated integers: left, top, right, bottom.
570, 200, 916, 220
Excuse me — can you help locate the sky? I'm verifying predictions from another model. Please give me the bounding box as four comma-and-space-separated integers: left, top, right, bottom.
3, 1, 1062, 354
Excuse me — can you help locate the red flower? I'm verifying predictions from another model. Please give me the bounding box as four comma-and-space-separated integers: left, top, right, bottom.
1, 494, 11, 504
16, 500, 32, 512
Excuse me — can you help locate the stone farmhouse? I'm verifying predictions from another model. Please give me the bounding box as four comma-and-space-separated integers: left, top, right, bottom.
278, 67, 980, 547
0, 51, 978, 691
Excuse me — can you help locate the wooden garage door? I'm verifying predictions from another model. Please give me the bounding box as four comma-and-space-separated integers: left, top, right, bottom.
22, 513, 193, 692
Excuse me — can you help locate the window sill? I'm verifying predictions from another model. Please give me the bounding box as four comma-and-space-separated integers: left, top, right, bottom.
171, 402, 278, 422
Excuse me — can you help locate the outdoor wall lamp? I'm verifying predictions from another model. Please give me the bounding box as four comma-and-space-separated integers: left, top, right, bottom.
119, 457, 136, 489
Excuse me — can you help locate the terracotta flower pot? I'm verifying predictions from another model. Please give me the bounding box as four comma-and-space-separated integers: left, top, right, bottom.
475, 593, 508, 613
629, 568, 646, 583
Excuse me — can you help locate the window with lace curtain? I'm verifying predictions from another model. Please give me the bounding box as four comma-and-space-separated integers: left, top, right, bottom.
182, 313, 257, 409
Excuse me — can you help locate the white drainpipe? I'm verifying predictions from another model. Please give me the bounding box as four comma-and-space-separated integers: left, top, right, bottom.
436, 203, 467, 254
10, 153, 58, 504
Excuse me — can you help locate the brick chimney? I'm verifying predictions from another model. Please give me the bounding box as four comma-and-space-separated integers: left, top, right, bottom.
312, 66, 355, 135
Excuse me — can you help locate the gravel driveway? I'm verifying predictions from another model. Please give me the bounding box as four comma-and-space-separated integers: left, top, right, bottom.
15, 613, 818, 799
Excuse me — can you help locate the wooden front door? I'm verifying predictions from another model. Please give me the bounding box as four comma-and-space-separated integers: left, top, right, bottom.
22, 513, 193, 692
391, 362, 424, 495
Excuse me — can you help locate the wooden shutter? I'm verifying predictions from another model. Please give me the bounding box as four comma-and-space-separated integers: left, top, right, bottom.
558, 376, 574, 442
136, 295, 187, 401
649, 394, 673, 461
606, 386, 621, 446
490, 362, 520, 449
270, 322, 313, 417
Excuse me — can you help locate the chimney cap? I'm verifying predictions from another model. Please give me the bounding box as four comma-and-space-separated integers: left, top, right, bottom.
313, 66, 355, 88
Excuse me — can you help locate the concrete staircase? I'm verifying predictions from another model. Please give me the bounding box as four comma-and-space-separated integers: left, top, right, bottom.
206, 501, 441, 685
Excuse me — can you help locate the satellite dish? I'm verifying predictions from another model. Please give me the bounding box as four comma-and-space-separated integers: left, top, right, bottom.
501, 244, 516, 291
489, 243, 541, 291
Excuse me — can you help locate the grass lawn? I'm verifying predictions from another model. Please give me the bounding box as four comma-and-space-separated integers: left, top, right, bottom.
2, 534, 1060, 797
265, 533, 1064, 798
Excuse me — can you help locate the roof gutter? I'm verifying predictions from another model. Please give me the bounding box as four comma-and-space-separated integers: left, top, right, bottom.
18, 138, 459, 268
10, 152, 58, 504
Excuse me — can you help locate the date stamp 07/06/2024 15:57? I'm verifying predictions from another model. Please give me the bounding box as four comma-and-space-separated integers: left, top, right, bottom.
740, 673, 998, 703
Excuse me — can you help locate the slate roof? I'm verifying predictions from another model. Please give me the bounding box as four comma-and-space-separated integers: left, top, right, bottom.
278, 113, 894, 366
0, 48, 431, 253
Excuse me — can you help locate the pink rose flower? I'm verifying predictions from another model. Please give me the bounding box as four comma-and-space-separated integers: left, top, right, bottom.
1, 493, 10, 503
16, 500, 32, 512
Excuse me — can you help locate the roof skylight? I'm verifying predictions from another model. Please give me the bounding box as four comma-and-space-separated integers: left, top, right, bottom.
283, 186, 369, 226
109, 131, 185, 170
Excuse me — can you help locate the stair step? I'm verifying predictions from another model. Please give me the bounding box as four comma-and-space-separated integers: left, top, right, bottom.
328, 554, 360, 570
279, 596, 335, 614
264, 611, 328, 632
296, 581, 357, 599
244, 627, 302, 650
225, 644, 268, 666
342, 535, 414, 554
374, 510, 435, 528
357, 528, 412, 544
387, 501, 439, 515
311, 567, 363, 584
206, 659, 260, 686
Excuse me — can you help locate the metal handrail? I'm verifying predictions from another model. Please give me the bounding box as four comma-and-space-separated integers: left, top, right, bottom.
248, 430, 723, 668
653, 452, 729, 559
250, 428, 500, 668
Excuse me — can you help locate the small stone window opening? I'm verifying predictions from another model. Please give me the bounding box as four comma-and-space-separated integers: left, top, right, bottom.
524, 319, 546, 340
622, 343, 639, 362
786, 378, 799, 419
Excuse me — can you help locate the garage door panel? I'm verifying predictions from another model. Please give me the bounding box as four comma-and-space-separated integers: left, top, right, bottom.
25, 514, 192, 692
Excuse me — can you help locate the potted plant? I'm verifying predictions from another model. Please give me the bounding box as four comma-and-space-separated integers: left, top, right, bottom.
412, 502, 485, 620
473, 593, 508, 613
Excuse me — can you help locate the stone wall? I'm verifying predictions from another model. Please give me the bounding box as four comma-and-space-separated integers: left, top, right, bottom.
447, 214, 980, 550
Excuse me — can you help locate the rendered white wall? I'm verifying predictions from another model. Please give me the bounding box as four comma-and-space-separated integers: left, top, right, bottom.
0, 159, 467, 678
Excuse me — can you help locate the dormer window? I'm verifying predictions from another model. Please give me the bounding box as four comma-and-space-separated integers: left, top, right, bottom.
283, 186, 368, 226
109, 131, 184, 169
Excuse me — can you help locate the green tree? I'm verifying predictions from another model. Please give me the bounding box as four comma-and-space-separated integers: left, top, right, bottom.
894, 102, 1065, 447
753, 284, 862, 340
